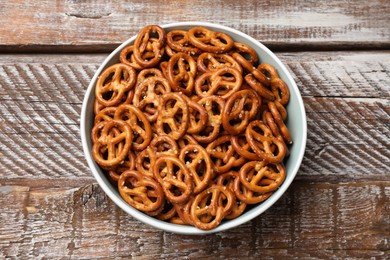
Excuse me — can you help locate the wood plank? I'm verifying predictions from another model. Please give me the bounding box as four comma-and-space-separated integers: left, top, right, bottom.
0, 52, 389, 182
0, 182, 388, 258
0, 0, 389, 52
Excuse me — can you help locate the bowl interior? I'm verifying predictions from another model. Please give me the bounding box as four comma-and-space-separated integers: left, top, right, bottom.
80, 22, 307, 235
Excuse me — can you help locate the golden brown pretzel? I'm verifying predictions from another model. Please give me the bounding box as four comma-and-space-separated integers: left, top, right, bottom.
108, 151, 136, 184
230, 42, 259, 65
271, 77, 290, 106
95, 63, 137, 107
195, 67, 243, 99
239, 161, 286, 194
92, 119, 133, 167
133, 25, 166, 68
132, 76, 171, 122
190, 184, 235, 230
188, 27, 234, 54
244, 73, 275, 101
230, 135, 260, 161
233, 174, 273, 204
267, 101, 292, 144
118, 170, 165, 212
135, 147, 156, 178
153, 155, 193, 204
206, 135, 246, 174
192, 95, 225, 143
156, 92, 189, 140
113, 104, 153, 150
197, 53, 242, 74
119, 45, 143, 70
215, 171, 247, 219
167, 52, 197, 95
179, 144, 213, 194
257, 63, 279, 83
245, 120, 286, 164
182, 95, 208, 135
94, 106, 116, 124
166, 30, 201, 55
222, 89, 261, 135
173, 198, 195, 225
136, 68, 164, 85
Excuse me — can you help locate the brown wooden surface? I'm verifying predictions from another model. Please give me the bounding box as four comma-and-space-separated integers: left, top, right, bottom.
0, 0, 389, 259
1, 0, 390, 52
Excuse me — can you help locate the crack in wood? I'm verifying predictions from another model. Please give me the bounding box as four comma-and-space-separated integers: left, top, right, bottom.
65, 12, 112, 19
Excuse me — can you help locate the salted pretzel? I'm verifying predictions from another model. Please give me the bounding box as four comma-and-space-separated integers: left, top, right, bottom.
222, 89, 261, 135
190, 184, 235, 230
94, 106, 116, 124
179, 144, 213, 194
149, 135, 179, 156
188, 27, 234, 54
245, 120, 286, 164
257, 63, 279, 83
136, 68, 164, 85
167, 30, 201, 55
133, 25, 166, 68
108, 151, 136, 184
156, 93, 189, 140
271, 77, 290, 106
181, 96, 208, 135
239, 161, 286, 194
132, 76, 171, 122
153, 155, 193, 204
192, 95, 225, 143
118, 170, 165, 212
267, 101, 292, 144
173, 198, 195, 225
233, 174, 273, 204
91, 25, 294, 230
92, 119, 133, 168
197, 53, 242, 74
95, 63, 137, 107
167, 52, 197, 95
113, 104, 153, 150
215, 171, 247, 220
195, 67, 242, 99
244, 73, 275, 101
135, 147, 156, 178
230, 42, 259, 65
230, 135, 260, 161
206, 135, 246, 174
119, 45, 143, 70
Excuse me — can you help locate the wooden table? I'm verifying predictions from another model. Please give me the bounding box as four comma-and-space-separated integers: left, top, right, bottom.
1, 1, 389, 258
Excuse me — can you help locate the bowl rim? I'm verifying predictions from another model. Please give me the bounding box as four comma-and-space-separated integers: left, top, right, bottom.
80, 21, 307, 235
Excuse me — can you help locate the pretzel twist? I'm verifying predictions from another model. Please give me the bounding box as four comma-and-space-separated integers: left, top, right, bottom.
188, 27, 234, 53
222, 89, 261, 135
167, 52, 197, 95
95, 63, 137, 107
118, 170, 165, 212
133, 25, 166, 68
245, 120, 286, 164
92, 119, 133, 167
153, 155, 193, 204
190, 184, 235, 230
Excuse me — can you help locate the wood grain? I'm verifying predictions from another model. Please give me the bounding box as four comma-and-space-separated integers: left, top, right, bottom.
0, 52, 388, 182
0, 0, 389, 52
0, 182, 388, 258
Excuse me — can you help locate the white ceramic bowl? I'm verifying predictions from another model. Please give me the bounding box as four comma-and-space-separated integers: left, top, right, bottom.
80, 22, 307, 235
